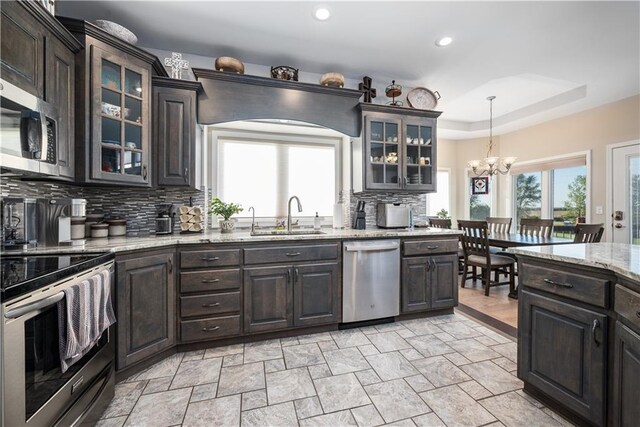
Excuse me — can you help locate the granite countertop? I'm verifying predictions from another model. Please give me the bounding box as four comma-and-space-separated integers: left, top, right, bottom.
508, 243, 640, 282
5, 227, 462, 255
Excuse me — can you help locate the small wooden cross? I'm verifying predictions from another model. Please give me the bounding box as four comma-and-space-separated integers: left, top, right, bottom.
164, 52, 189, 80
359, 76, 377, 103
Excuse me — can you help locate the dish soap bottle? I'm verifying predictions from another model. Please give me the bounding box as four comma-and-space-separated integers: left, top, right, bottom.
314, 212, 321, 230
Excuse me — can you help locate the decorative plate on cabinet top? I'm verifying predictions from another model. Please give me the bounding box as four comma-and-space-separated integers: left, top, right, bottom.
93, 20, 138, 45
407, 87, 441, 110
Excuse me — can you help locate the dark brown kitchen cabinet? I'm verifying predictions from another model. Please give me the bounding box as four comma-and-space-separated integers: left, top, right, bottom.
59, 17, 167, 186
401, 254, 457, 313
243, 266, 293, 333
0, 1, 45, 98
354, 103, 441, 193
294, 263, 340, 327
518, 289, 607, 425
46, 36, 75, 178
116, 250, 176, 369
612, 321, 640, 427
153, 77, 201, 187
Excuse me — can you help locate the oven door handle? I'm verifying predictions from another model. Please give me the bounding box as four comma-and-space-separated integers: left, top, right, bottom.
4, 292, 64, 319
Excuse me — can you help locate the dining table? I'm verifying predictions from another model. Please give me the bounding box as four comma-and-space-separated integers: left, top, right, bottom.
488, 233, 575, 298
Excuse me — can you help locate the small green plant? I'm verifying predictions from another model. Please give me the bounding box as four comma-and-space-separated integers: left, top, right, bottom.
208, 198, 243, 221
436, 209, 449, 219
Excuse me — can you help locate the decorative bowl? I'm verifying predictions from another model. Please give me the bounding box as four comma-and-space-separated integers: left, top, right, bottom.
320, 72, 345, 88
271, 66, 298, 81
93, 20, 138, 45
214, 56, 245, 74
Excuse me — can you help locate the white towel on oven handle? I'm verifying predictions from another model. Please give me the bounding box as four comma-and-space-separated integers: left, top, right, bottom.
57, 268, 116, 373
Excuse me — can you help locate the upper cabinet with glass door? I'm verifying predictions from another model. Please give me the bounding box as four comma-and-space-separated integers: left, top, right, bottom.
354, 103, 441, 193
59, 18, 166, 186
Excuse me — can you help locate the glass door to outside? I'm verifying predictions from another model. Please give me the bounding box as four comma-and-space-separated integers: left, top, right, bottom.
612, 143, 640, 244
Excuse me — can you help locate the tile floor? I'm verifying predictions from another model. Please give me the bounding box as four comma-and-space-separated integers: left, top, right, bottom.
97, 312, 575, 427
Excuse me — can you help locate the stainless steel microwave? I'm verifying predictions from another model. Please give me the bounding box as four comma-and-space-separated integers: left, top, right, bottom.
0, 79, 59, 175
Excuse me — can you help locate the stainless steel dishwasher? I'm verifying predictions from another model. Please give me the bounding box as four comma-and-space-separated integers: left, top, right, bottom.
343, 239, 400, 323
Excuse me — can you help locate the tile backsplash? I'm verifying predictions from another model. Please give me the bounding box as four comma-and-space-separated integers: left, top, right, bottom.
1, 177, 205, 235
344, 190, 427, 228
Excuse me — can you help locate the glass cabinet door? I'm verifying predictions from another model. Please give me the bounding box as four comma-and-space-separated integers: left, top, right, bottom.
366, 117, 402, 189
404, 121, 435, 190
92, 48, 149, 184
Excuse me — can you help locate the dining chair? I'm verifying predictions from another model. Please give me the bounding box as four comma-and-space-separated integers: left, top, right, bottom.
429, 218, 452, 229
458, 220, 516, 296
573, 223, 605, 243
486, 217, 512, 234
519, 218, 554, 238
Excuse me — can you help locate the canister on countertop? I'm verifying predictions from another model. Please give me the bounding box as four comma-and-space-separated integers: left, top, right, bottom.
90, 223, 109, 238
71, 217, 86, 240
107, 219, 127, 236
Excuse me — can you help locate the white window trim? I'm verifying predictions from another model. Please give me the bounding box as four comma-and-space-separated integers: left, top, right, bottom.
208, 125, 342, 229
508, 150, 592, 223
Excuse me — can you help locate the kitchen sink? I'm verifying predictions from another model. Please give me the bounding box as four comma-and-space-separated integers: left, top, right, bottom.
250, 229, 326, 236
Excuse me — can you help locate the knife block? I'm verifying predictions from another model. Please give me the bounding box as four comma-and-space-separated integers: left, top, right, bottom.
353, 211, 366, 229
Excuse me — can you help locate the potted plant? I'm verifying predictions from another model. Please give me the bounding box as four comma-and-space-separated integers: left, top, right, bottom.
208, 198, 243, 233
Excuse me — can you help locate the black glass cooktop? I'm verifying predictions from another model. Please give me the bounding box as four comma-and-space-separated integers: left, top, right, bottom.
1, 253, 114, 302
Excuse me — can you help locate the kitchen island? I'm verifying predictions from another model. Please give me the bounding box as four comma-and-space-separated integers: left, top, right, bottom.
509, 243, 639, 427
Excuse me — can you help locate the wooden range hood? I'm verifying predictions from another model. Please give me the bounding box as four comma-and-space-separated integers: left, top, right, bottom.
192, 68, 364, 137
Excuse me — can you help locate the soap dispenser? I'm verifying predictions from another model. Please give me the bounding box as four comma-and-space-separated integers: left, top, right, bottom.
314, 212, 321, 230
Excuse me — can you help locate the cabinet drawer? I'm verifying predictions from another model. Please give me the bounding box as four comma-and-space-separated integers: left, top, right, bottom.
244, 243, 339, 265
180, 269, 240, 293
180, 249, 240, 269
520, 262, 610, 308
616, 284, 640, 332
403, 239, 459, 256
180, 315, 240, 342
180, 292, 240, 318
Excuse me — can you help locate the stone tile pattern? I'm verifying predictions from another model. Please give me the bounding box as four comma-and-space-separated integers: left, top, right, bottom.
100, 312, 575, 427
345, 189, 428, 228
1, 177, 205, 236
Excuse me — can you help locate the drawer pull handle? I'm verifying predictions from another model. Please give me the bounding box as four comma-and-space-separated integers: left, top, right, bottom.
202, 326, 220, 332
426, 246, 439, 250
202, 303, 220, 308
201, 279, 220, 284
636, 311, 640, 319
285, 252, 301, 257
592, 319, 600, 347
201, 257, 220, 261
543, 278, 573, 288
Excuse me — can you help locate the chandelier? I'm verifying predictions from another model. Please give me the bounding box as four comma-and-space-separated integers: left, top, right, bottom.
468, 96, 517, 176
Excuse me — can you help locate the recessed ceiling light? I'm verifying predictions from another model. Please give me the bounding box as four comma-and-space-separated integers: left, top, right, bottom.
314, 7, 331, 21
435, 36, 453, 47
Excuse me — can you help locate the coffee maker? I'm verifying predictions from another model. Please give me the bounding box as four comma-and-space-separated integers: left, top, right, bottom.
156, 204, 175, 235
1, 198, 38, 250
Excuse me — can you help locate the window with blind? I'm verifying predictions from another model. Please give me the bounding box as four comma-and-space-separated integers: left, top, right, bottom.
512, 154, 588, 236
217, 138, 337, 219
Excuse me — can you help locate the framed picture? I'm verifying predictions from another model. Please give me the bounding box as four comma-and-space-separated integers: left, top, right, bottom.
471, 177, 489, 195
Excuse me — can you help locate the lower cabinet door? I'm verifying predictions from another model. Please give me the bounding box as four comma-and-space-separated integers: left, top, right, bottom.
518, 290, 606, 425
243, 265, 293, 333
430, 254, 458, 309
401, 257, 430, 313
293, 262, 340, 327
612, 321, 640, 427
116, 250, 176, 369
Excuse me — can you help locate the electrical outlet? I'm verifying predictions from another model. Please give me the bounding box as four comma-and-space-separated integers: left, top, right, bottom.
595, 206, 603, 215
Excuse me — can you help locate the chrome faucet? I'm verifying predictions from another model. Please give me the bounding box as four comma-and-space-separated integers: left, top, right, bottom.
248, 206, 255, 233
287, 196, 302, 231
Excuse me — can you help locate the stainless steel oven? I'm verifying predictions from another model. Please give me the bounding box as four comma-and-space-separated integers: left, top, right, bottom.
1, 258, 115, 427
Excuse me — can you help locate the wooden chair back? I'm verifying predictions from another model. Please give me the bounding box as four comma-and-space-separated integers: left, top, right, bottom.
486, 217, 512, 234
520, 218, 554, 238
429, 218, 452, 229
458, 220, 490, 258
574, 223, 605, 243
